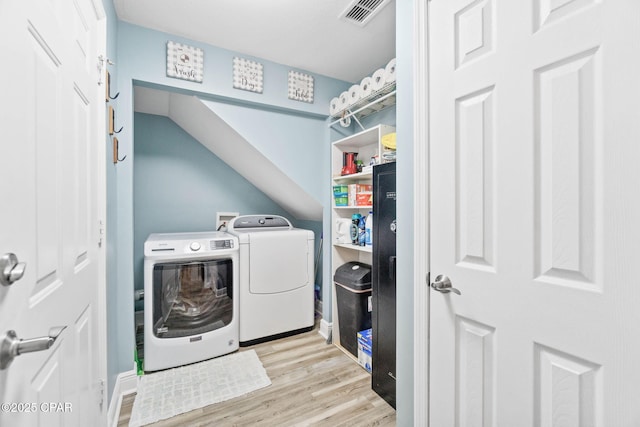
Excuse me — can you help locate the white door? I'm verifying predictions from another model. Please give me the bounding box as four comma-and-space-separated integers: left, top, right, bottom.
0, 1, 106, 426
429, 0, 640, 425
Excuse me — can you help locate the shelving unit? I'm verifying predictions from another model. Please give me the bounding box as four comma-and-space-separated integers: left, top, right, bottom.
333, 243, 372, 253
329, 82, 396, 130
330, 124, 395, 362
333, 171, 373, 182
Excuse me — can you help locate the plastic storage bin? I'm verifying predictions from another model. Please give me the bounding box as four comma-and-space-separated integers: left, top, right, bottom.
333, 185, 349, 195
334, 261, 372, 357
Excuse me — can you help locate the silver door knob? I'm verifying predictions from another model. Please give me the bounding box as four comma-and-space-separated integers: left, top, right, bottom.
0, 253, 27, 286
430, 274, 461, 295
0, 327, 66, 370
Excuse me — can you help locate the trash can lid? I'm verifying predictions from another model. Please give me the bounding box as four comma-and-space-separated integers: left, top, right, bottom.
334, 261, 372, 290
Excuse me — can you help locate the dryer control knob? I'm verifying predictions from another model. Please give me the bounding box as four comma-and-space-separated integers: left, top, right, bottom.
189, 242, 201, 251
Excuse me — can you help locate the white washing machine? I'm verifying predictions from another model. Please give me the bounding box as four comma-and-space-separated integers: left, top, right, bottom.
227, 215, 315, 346
144, 231, 239, 371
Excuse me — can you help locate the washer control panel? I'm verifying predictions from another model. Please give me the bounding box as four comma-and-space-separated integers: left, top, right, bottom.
144, 232, 238, 257
210, 239, 234, 250
228, 215, 291, 230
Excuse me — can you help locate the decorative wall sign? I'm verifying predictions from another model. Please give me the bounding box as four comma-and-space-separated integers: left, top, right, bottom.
288, 71, 314, 103
166, 41, 204, 83
233, 57, 263, 93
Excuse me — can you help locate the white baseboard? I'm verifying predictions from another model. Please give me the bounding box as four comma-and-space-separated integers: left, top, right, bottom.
107, 368, 139, 427
318, 318, 332, 341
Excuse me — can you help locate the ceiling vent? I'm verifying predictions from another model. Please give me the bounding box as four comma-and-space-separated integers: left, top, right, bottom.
340, 0, 391, 26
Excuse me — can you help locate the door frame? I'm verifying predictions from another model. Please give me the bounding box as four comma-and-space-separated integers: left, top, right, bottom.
90, 0, 108, 416
412, 0, 429, 424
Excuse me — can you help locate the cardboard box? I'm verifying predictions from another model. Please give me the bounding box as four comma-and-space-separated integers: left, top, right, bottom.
348, 184, 357, 206
357, 329, 372, 373
356, 192, 373, 206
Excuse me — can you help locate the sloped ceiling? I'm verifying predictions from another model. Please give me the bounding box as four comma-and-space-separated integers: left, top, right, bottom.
134, 86, 323, 221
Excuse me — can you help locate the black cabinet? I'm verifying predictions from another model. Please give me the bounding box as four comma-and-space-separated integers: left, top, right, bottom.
371, 162, 396, 409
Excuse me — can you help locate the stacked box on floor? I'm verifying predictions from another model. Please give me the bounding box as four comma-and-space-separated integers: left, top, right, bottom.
357, 328, 372, 373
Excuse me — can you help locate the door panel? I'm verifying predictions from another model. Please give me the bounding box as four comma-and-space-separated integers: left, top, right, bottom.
32, 346, 64, 427
455, 86, 495, 272
456, 317, 495, 427
0, 1, 105, 425
32, 25, 63, 292
534, 48, 600, 291
429, 0, 640, 425
533, 343, 600, 426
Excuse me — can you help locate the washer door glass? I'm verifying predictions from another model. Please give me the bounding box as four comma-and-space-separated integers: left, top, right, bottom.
152, 258, 233, 338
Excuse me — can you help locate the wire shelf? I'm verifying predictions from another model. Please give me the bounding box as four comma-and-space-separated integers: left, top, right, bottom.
329, 82, 396, 129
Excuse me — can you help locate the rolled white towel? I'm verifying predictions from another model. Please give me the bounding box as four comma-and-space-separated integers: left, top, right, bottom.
329, 97, 340, 116
371, 68, 386, 91
360, 76, 373, 98
348, 84, 362, 106
339, 91, 349, 111
384, 58, 397, 83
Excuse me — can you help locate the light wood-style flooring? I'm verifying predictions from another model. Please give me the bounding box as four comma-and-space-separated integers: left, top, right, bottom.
117, 326, 396, 426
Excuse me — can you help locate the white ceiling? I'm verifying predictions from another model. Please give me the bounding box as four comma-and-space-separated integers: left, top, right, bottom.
114, 0, 396, 83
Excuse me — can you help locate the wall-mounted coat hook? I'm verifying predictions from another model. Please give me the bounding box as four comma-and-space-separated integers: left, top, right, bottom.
105, 70, 119, 101
113, 137, 126, 164
108, 106, 123, 135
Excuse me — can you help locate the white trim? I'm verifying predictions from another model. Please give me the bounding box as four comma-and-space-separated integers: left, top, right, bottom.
90, 0, 106, 20
318, 318, 332, 341
107, 369, 138, 427
93, 2, 109, 424
413, 0, 430, 425
315, 299, 323, 316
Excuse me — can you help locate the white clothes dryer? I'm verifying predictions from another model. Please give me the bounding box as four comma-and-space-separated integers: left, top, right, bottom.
227, 215, 315, 346
144, 231, 239, 371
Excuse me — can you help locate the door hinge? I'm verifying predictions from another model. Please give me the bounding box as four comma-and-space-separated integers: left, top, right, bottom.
98, 219, 105, 247
97, 55, 114, 85
97, 378, 105, 409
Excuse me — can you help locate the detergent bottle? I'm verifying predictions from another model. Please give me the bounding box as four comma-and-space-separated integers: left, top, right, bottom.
365, 211, 373, 245
350, 213, 362, 245
358, 216, 366, 246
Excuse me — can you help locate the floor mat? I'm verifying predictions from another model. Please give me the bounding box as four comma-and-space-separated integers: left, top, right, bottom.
128, 350, 271, 426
